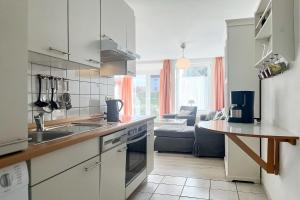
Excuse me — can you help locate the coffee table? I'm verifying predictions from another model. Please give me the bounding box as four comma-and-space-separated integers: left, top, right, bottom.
154, 118, 187, 128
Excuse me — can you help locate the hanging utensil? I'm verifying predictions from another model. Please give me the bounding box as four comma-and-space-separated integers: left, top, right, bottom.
34, 75, 49, 108
59, 79, 66, 109
62, 80, 72, 110
55, 78, 61, 109
42, 77, 53, 113
50, 77, 59, 110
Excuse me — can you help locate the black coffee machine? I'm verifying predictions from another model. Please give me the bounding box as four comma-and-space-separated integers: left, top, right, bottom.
228, 91, 255, 123
105, 98, 123, 122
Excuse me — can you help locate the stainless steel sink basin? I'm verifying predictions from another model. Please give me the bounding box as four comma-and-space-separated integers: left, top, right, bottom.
29, 131, 74, 144
29, 123, 107, 144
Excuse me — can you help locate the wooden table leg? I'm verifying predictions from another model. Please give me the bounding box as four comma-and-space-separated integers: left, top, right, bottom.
274, 140, 280, 175
267, 138, 275, 173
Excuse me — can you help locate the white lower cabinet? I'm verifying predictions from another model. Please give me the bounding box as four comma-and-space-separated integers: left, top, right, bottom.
31, 156, 100, 200
100, 143, 127, 200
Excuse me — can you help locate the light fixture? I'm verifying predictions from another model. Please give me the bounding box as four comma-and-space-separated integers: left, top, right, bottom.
176, 42, 191, 69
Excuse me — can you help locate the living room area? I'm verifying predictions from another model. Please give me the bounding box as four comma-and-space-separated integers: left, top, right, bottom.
110, 0, 300, 199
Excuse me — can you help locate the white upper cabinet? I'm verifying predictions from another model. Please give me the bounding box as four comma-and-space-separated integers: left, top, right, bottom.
101, 0, 127, 48
28, 0, 69, 59
69, 0, 101, 68
124, 3, 136, 53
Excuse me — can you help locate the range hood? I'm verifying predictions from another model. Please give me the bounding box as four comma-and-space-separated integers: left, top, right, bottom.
101, 37, 140, 63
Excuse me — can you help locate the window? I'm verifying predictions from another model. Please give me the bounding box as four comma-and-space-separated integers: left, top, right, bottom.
175, 61, 212, 113
133, 75, 160, 116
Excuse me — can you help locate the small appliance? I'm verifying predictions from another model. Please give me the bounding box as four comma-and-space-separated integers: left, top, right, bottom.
105, 98, 124, 122
228, 91, 255, 123
0, 162, 28, 200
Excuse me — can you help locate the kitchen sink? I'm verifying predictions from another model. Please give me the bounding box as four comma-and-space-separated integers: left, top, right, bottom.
29, 131, 74, 144
29, 123, 108, 144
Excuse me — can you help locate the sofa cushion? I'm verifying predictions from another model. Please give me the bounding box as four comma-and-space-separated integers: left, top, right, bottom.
154, 125, 195, 138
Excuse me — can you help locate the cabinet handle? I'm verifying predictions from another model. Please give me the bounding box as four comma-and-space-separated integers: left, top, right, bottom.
83, 161, 101, 172
87, 59, 101, 64
117, 147, 127, 152
49, 47, 70, 55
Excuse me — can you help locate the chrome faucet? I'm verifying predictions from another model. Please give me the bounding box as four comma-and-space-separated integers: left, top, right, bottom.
34, 113, 45, 132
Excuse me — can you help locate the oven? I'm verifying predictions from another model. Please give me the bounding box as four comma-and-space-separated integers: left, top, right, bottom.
125, 123, 147, 186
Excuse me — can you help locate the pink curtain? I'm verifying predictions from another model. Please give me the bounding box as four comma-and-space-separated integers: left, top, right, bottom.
159, 60, 172, 116
213, 57, 225, 111
116, 76, 133, 116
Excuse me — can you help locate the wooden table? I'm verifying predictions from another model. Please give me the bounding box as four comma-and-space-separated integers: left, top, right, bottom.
199, 120, 299, 175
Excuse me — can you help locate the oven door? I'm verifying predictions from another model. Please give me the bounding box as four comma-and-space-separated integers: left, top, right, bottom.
126, 130, 147, 186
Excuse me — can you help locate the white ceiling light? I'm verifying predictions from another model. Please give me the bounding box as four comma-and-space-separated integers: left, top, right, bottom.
176, 43, 191, 69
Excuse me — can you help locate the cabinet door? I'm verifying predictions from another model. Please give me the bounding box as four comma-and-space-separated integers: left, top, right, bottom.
124, 4, 136, 53
101, 0, 126, 47
100, 144, 126, 200
69, 0, 101, 68
147, 129, 154, 175
31, 156, 100, 200
28, 0, 68, 59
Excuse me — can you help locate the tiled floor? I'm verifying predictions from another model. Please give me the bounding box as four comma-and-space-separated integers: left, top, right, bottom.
129, 153, 268, 200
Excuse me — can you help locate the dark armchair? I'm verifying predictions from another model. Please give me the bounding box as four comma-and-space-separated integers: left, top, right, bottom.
162, 106, 197, 126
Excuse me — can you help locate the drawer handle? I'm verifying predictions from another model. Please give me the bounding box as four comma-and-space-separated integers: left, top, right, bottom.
87, 59, 101, 64
117, 147, 127, 152
49, 47, 70, 55
84, 161, 101, 172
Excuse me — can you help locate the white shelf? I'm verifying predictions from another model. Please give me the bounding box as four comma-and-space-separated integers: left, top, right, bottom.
255, 51, 273, 68
255, 1, 272, 30
255, 13, 272, 40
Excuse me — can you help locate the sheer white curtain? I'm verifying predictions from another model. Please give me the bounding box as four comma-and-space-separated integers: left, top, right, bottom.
175, 59, 213, 113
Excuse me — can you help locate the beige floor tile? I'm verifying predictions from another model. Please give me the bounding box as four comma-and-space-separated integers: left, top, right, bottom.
148, 175, 164, 184
211, 180, 236, 191
155, 184, 183, 196
236, 183, 265, 194
238, 192, 268, 200
181, 186, 209, 199
185, 178, 210, 188
153, 153, 225, 180
162, 176, 187, 185
150, 194, 179, 200
128, 192, 152, 200
138, 182, 159, 193
210, 189, 239, 200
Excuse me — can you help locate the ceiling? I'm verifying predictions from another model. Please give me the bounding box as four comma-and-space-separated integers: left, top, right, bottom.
126, 0, 260, 61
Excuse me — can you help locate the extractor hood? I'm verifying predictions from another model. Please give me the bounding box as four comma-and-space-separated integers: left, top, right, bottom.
101, 36, 140, 63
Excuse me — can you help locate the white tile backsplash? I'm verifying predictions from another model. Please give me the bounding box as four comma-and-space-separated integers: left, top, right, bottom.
80, 95, 90, 107
32, 64, 50, 76
91, 83, 100, 95
51, 67, 66, 78
71, 94, 80, 107
90, 95, 100, 107
100, 84, 108, 95
80, 82, 91, 95
67, 68, 80, 81
28, 63, 115, 122
68, 80, 80, 94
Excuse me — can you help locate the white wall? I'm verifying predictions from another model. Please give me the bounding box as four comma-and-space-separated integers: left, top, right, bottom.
261, 0, 300, 199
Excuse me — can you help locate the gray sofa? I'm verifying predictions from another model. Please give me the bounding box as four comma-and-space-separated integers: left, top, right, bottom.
154, 111, 225, 158
162, 106, 197, 126
154, 126, 195, 153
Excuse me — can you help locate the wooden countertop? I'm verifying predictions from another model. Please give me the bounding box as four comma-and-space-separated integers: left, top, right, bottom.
198, 120, 299, 140
0, 115, 155, 169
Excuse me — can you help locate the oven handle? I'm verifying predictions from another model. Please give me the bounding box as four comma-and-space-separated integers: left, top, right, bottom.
127, 133, 147, 145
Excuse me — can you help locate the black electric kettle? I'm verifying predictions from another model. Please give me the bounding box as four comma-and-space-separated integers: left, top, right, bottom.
105, 98, 124, 122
